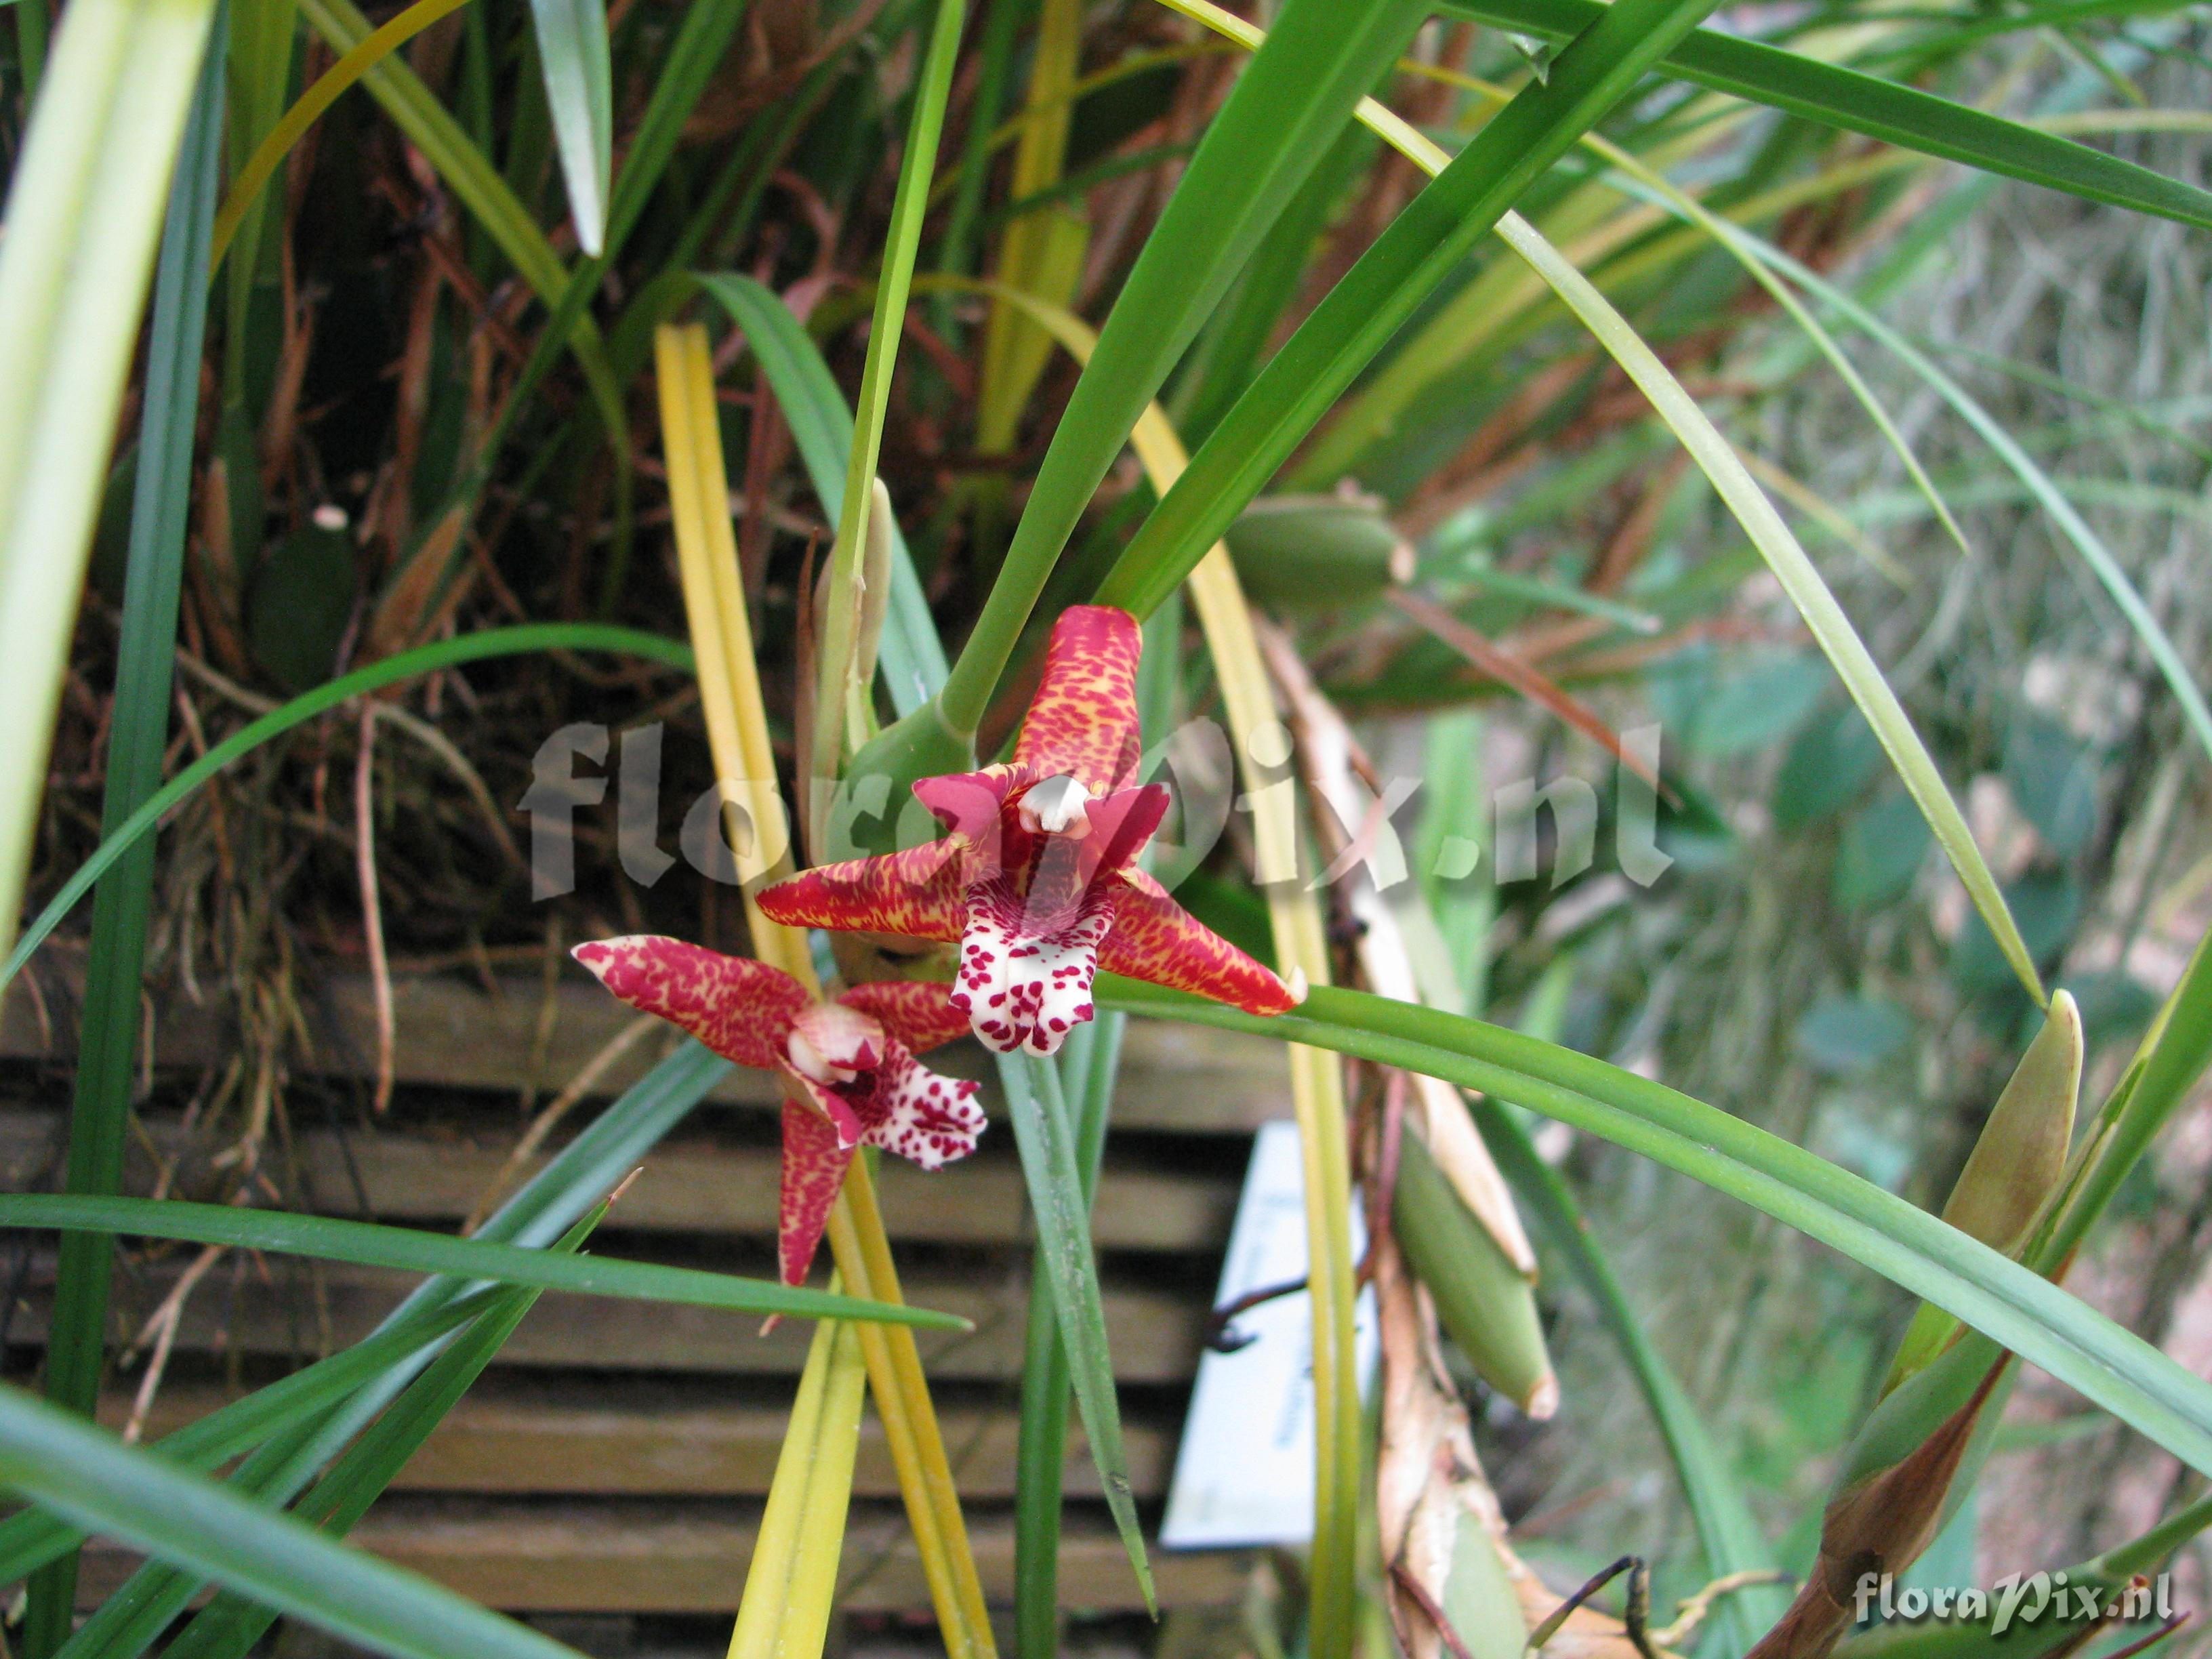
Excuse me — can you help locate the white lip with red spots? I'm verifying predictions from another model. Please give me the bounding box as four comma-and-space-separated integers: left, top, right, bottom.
778, 1002, 985, 1162
867, 1046, 987, 1170
949, 872, 1114, 1056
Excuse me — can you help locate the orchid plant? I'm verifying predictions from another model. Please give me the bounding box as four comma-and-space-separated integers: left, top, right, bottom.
10, 3, 2212, 1659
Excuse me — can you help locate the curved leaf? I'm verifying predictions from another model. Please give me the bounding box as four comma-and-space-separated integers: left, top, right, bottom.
1094, 0, 1732, 621
1437, 0, 2212, 230
0, 1195, 966, 1329
0, 1288, 499, 1587
0, 1382, 586, 1659
1103, 979, 2212, 1479
1115, 0, 2046, 1004
914, 0, 1431, 739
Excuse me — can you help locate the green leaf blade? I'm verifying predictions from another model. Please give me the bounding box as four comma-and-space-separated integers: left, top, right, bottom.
1104, 979, 2212, 1481
1439, 0, 2212, 231
1093, 0, 1731, 620
0, 1382, 589, 1659
525, 0, 612, 254
0, 1195, 968, 1330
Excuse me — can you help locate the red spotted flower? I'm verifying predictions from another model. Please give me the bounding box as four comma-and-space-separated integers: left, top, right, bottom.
758, 605, 1300, 1056
572, 937, 985, 1286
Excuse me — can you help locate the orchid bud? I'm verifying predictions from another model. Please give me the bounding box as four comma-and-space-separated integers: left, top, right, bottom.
1394, 1131, 1557, 1418
1885, 991, 2082, 1393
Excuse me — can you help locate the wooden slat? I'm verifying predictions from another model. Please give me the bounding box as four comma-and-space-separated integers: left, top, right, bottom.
77, 1500, 1246, 1612
108, 1383, 1176, 1499
2, 967, 1292, 1133
0, 1109, 1238, 1253
14, 1256, 1209, 1383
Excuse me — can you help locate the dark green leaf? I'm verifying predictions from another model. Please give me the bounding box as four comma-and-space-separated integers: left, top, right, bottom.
1093, 0, 1735, 620
0, 1195, 965, 1329
1437, 0, 2212, 231
0, 1384, 588, 1659
2005, 710, 2100, 859
1679, 651, 1829, 758
25, 45, 225, 1652
247, 523, 356, 693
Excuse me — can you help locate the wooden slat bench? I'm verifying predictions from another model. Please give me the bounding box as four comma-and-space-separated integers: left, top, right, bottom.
0, 966, 1290, 1616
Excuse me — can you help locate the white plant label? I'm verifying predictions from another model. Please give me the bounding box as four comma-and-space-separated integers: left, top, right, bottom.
1160, 1120, 1378, 1549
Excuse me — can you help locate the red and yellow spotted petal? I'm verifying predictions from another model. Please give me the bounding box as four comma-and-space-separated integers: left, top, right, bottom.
1012, 605, 1144, 798
861, 1043, 987, 1171
571, 937, 808, 1071
836, 979, 975, 1055
776, 1100, 854, 1287
1098, 869, 1300, 1017
756, 838, 968, 943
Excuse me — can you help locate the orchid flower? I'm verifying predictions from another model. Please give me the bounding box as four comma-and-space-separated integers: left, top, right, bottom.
572, 937, 986, 1286
758, 605, 1299, 1056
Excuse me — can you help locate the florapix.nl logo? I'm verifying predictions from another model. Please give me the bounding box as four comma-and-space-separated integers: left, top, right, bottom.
516, 717, 1677, 902
1853, 1570, 2182, 1639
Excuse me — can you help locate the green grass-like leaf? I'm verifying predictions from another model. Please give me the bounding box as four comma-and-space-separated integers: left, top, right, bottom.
1012, 1015, 1125, 1656
898, 0, 1431, 743
1485, 205, 2050, 1004
155, 1214, 596, 1659
0, 1374, 590, 1659
1094, 0, 1732, 620
46, 1039, 736, 1659
1000, 1052, 1153, 1614
0, 1195, 968, 1330
525, 0, 611, 253
0, 1288, 500, 1587
23, 37, 224, 1651
1705, 220, 2212, 771
1437, 0, 2212, 230
1105, 979, 2212, 1479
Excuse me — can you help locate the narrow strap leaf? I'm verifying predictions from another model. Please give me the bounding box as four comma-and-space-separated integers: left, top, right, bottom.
0, 1195, 966, 1329
1437, 0, 2212, 231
